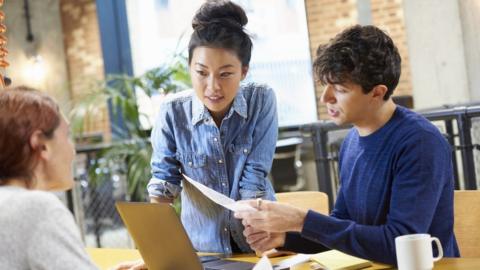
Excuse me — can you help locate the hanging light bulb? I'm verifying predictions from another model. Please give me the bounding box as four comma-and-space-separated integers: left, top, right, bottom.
24, 55, 46, 84
20, 0, 48, 86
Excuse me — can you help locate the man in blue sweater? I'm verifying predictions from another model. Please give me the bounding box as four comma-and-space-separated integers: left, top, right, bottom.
234, 25, 460, 264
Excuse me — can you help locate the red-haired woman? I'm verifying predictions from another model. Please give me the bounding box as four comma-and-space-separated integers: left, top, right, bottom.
0, 86, 98, 269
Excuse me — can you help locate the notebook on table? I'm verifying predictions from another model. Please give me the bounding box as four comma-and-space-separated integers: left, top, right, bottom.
310, 250, 373, 270
116, 202, 256, 270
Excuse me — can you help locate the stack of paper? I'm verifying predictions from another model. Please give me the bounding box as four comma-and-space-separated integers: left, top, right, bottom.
273, 254, 311, 269
310, 250, 372, 270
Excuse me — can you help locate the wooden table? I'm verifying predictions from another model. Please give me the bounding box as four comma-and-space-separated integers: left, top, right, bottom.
86, 248, 480, 270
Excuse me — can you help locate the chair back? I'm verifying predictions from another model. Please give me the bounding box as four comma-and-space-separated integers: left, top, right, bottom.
276, 191, 329, 215
271, 137, 305, 191
454, 190, 480, 257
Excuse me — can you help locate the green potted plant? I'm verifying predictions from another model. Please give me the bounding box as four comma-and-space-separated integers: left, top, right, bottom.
70, 55, 191, 203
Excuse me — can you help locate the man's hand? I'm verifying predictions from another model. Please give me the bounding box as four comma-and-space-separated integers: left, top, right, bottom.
111, 259, 147, 270
243, 225, 286, 253
234, 199, 307, 233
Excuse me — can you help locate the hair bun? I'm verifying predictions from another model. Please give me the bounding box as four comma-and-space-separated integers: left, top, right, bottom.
192, 0, 248, 31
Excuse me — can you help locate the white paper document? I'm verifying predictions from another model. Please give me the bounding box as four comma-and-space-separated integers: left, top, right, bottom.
253, 256, 273, 270
182, 174, 257, 212
272, 254, 311, 270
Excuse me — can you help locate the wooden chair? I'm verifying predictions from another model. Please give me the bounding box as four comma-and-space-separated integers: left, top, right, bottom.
454, 190, 480, 257
276, 191, 329, 215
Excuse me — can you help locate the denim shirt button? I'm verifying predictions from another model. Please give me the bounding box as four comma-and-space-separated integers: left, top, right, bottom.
224, 227, 228, 232
149, 84, 277, 253
243, 148, 248, 154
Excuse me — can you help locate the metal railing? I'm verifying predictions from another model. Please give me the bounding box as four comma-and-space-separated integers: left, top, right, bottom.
71, 142, 132, 248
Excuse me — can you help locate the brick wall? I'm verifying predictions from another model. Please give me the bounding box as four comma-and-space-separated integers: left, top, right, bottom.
305, 0, 358, 119
371, 0, 412, 97
305, 0, 412, 119
59, 0, 110, 140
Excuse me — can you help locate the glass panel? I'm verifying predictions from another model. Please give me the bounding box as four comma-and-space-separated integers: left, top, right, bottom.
126, 0, 317, 127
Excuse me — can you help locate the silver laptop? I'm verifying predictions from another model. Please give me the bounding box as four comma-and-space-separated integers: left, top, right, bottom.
116, 202, 256, 270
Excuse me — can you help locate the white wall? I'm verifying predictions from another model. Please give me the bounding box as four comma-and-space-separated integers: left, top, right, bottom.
459, 0, 480, 102
4, 0, 71, 112
402, 0, 471, 109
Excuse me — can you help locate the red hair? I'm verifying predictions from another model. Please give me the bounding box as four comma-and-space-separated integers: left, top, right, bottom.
0, 86, 61, 185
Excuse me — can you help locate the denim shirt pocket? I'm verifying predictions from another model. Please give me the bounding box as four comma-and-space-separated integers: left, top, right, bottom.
176, 152, 207, 181
228, 140, 252, 155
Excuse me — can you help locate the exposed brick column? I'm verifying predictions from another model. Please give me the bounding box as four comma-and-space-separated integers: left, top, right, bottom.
305, 0, 413, 119
305, 0, 358, 120
371, 0, 412, 97
59, 0, 110, 140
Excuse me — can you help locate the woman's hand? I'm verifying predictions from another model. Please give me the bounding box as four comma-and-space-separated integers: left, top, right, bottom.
111, 259, 147, 270
243, 225, 286, 253
234, 199, 308, 232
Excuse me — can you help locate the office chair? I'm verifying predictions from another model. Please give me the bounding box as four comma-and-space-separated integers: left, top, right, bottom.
454, 190, 480, 257
270, 137, 306, 192
276, 191, 329, 215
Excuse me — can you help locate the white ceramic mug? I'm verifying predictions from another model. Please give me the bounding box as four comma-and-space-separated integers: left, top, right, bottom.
395, 233, 443, 270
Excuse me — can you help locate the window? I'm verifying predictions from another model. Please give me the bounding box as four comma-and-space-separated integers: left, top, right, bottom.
126, 0, 317, 128
155, 0, 169, 9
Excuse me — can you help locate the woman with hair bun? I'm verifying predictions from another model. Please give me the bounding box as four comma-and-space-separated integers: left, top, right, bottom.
148, 0, 277, 252
115, 0, 278, 269
0, 86, 98, 269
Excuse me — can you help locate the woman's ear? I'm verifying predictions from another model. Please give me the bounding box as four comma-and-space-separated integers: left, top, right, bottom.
241, 66, 249, 80
29, 130, 50, 160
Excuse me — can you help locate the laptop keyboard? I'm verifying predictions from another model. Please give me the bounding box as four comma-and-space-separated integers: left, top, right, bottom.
203, 259, 255, 270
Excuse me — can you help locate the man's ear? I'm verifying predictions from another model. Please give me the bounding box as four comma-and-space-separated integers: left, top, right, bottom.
29, 130, 50, 160
371, 85, 389, 100
241, 66, 249, 80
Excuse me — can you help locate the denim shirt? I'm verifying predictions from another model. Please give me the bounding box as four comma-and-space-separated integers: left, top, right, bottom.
147, 83, 278, 254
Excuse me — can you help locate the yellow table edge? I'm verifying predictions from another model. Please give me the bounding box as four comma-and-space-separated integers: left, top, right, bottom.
86, 248, 480, 270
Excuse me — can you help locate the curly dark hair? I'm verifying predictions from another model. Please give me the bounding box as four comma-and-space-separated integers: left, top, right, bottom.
188, 0, 252, 67
313, 25, 401, 100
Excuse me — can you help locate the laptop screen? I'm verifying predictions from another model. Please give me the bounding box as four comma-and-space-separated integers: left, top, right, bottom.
116, 202, 255, 270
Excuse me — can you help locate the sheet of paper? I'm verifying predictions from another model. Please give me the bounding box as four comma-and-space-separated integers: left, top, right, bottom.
258, 248, 295, 258
253, 255, 273, 270
225, 201, 258, 212
182, 174, 257, 212
272, 254, 311, 270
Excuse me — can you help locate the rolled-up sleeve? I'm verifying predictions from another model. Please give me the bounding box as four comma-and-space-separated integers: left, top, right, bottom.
147, 103, 183, 199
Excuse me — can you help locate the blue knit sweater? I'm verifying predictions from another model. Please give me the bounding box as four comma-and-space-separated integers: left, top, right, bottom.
285, 106, 460, 264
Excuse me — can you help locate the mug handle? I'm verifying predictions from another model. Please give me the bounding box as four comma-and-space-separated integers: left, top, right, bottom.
431, 237, 443, 262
